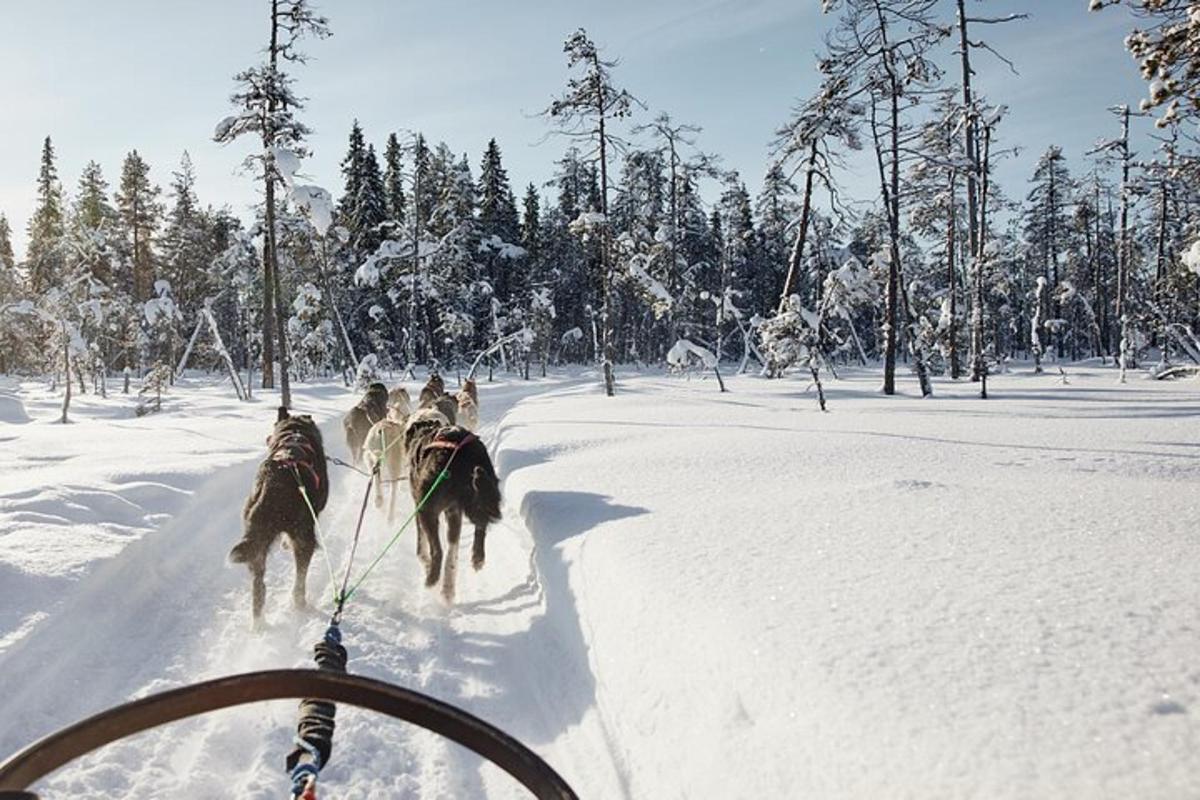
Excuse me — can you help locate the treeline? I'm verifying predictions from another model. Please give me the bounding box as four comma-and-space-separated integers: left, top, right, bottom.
1, 0, 1198, 402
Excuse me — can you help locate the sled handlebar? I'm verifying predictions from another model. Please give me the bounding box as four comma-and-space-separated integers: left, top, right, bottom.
0, 669, 577, 799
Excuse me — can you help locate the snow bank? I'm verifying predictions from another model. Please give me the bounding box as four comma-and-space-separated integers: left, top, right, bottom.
497, 368, 1200, 797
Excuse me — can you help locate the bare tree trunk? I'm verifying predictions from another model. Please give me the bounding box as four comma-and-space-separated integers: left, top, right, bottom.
267, 167, 291, 408
869, 96, 899, 395
957, 0, 980, 286
317, 235, 358, 372
947, 169, 960, 379
596, 63, 616, 397
60, 324, 71, 424
971, 124, 991, 384
204, 306, 247, 401
778, 140, 818, 311
409, 163, 422, 367
176, 313, 205, 377
259, 1, 279, 390
1032, 278, 1047, 373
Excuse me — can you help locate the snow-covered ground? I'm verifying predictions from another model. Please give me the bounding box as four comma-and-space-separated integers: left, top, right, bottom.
1, 365, 1197, 798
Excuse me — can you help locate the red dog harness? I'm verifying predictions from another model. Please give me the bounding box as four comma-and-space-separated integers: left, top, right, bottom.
422, 431, 477, 463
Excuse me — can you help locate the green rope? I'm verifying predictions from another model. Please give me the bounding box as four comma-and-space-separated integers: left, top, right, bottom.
338, 466, 450, 606
293, 467, 341, 605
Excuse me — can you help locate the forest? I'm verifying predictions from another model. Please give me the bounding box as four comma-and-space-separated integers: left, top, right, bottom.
0, 0, 1197, 406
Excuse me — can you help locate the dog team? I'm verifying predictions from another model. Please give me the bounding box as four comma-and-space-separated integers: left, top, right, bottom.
228, 373, 498, 624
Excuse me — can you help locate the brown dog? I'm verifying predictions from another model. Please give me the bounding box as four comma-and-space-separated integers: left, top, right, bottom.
343, 382, 388, 464
417, 374, 446, 409
230, 407, 329, 625
404, 409, 501, 602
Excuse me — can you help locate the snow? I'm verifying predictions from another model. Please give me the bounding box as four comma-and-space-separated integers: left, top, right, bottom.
627, 256, 673, 312
270, 146, 303, 189
666, 339, 718, 369
1182, 239, 1200, 275
0, 367, 1198, 797
478, 235, 528, 261
291, 184, 334, 234
213, 115, 241, 141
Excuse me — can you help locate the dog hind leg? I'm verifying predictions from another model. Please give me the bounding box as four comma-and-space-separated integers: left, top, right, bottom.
289, 529, 315, 610
249, 550, 267, 626
418, 507, 442, 587
442, 509, 462, 603
471, 524, 487, 571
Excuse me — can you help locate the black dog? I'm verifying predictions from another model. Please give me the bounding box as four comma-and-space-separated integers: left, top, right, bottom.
230, 407, 329, 624
404, 408, 501, 602
343, 382, 388, 464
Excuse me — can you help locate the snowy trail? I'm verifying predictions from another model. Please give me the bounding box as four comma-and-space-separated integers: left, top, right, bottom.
5, 366, 1199, 797
3, 374, 626, 799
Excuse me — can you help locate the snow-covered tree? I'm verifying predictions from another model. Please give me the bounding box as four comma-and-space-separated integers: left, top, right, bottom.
26, 136, 67, 295
545, 28, 641, 396
213, 0, 330, 404
115, 150, 161, 302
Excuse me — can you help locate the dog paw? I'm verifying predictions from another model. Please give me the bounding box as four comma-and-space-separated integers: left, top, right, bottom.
472, 554, 485, 571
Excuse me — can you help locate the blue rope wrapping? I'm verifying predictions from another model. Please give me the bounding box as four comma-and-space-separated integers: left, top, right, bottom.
286, 623, 348, 795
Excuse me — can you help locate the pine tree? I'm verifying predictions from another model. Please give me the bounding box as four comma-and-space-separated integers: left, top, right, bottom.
159, 152, 214, 326
0, 214, 14, 273
353, 143, 388, 254
115, 150, 162, 302
545, 28, 641, 396
1024, 146, 1073, 357
755, 164, 799, 311
478, 138, 523, 307
71, 161, 120, 288
824, 0, 943, 396
383, 131, 406, 228
520, 183, 541, 261
213, 0, 329, 403
26, 136, 66, 295
478, 139, 521, 244
338, 120, 367, 225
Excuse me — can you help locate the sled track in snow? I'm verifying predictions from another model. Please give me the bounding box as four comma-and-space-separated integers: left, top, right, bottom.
2, 377, 627, 798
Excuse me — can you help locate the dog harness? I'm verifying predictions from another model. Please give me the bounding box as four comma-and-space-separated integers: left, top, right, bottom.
423, 430, 477, 454
273, 432, 322, 492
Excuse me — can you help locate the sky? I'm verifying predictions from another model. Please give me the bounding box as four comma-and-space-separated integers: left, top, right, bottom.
0, 1, 1157, 261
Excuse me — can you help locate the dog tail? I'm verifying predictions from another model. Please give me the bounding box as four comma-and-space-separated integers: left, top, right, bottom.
471, 464, 502, 525
228, 539, 255, 564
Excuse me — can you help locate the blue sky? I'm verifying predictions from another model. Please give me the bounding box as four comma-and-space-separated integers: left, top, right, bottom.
0, 1, 1154, 259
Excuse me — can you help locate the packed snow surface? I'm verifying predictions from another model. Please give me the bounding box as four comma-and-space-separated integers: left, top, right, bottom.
0, 365, 1197, 797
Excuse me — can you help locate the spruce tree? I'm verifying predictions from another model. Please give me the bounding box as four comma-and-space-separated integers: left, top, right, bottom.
338, 120, 367, 223
71, 161, 120, 288
160, 152, 213, 324
520, 183, 541, 260
1024, 146, 1073, 356
352, 143, 388, 254
478, 138, 522, 306
383, 131, 406, 228
478, 139, 520, 244
755, 164, 798, 312
115, 150, 162, 302
0, 214, 14, 273
26, 136, 66, 295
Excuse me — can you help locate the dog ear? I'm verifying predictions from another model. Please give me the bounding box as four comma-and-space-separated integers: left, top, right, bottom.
277, 406, 290, 422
